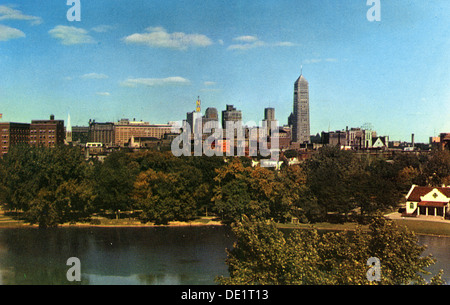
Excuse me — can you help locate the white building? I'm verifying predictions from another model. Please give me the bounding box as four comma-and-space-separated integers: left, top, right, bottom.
405, 185, 450, 219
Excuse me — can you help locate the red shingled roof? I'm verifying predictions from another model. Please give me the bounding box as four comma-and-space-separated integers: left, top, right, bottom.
406, 186, 450, 202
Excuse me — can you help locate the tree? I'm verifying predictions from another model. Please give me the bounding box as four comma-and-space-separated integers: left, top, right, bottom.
278, 165, 320, 222
360, 158, 403, 214
133, 168, 198, 224
216, 215, 327, 285
217, 216, 445, 285
93, 150, 139, 217
212, 159, 279, 224
421, 149, 450, 187
0, 145, 94, 227
305, 146, 360, 216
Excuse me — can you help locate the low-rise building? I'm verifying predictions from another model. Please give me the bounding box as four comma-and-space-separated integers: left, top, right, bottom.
404, 185, 450, 219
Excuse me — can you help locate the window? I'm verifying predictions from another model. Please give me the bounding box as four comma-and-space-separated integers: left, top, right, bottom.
410, 202, 414, 209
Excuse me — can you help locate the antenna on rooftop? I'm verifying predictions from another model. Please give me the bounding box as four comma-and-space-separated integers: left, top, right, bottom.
196, 96, 201, 113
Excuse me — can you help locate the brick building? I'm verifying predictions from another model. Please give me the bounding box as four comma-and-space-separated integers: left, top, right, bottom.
30, 115, 65, 147
114, 119, 174, 147
0, 122, 31, 156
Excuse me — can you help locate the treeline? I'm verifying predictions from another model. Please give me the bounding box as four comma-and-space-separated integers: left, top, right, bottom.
0, 144, 448, 227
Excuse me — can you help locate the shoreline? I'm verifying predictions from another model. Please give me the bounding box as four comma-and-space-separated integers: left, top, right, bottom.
0, 217, 225, 229
1, 221, 448, 238
0, 214, 448, 237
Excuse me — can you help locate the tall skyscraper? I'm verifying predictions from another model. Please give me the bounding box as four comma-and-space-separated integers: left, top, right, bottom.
291, 70, 310, 144
222, 104, 242, 129
263, 107, 276, 136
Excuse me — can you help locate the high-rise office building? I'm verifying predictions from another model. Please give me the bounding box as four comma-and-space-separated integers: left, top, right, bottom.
222, 104, 242, 129
263, 107, 276, 136
291, 71, 310, 144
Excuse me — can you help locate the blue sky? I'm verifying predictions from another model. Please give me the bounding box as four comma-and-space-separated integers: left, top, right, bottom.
0, 0, 448, 143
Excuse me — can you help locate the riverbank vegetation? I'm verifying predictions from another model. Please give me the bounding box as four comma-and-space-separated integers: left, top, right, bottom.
0, 145, 449, 230
216, 216, 445, 285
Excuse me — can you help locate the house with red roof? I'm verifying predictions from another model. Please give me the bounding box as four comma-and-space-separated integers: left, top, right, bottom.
404, 185, 450, 219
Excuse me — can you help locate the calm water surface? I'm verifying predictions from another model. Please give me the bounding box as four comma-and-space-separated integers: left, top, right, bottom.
0, 226, 448, 285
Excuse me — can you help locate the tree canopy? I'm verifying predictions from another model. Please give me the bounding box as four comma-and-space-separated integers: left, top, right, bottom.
216, 216, 445, 285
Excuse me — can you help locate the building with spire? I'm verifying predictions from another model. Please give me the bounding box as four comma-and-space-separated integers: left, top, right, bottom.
65, 113, 73, 144
291, 69, 310, 144
186, 96, 203, 134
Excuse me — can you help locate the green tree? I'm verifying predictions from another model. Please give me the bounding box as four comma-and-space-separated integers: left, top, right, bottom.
305, 146, 360, 216
212, 159, 278, 224
0, 145, 94, 227
216, 215, 327, 285
277, 165, 320, 222
421, 149, 450, 186
217, 216, 445, 285
93, 150, 139, 217
133, 168, 198, 224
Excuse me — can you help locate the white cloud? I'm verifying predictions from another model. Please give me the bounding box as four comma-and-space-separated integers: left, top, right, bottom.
0, 24, 25, 41
91, 25, 115, 33
123, 26, 213, 50
0, 5, 42, 25
274, 41, 296, 47
233, 35, 259, 42
228, 35, 296, 51
228, 40, 265, 51
81, 73, 109, 79
121, 77, 190, 87
96, 92, 111, 96
203, 81, 216, 86
49, 25, 95, 45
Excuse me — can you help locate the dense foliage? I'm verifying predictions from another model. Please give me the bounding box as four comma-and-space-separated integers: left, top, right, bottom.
216, 216, 445, 285
0, 145, 449, 227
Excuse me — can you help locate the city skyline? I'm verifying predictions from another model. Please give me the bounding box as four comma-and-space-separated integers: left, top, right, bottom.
0, 1, 449, 143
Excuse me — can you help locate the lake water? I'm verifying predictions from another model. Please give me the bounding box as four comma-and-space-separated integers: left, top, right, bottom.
0, 226, 448, 285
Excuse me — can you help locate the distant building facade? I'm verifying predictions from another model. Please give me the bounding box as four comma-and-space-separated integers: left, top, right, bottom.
321, 130, 347, 147
346, 127, 373, 149
88, 121, 115, 146
0, 122, 30, 156
439, 133, 450, 150
72, 126, 89, 144
263, 107, 276, 136
291, 72, 310, 144
30, 115, 65, 148
222, 104, 242, 129
114, 119, 174, 147
372, 136, 389, 149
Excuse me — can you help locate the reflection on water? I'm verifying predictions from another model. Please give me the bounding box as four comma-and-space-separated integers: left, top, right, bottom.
0, 226, 448, 285
418, 235, 450, 284
0, 226, 234, 285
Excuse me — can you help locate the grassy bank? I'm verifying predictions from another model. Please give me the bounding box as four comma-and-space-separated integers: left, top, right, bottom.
391, 219, 450, 237
1, 209, 448, 236
277, 219, 450, 237
0, 211, 223, 228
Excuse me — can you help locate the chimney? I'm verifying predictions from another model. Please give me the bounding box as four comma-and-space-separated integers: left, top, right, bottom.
411, 133, 415, 148
50, 114, 55, 120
